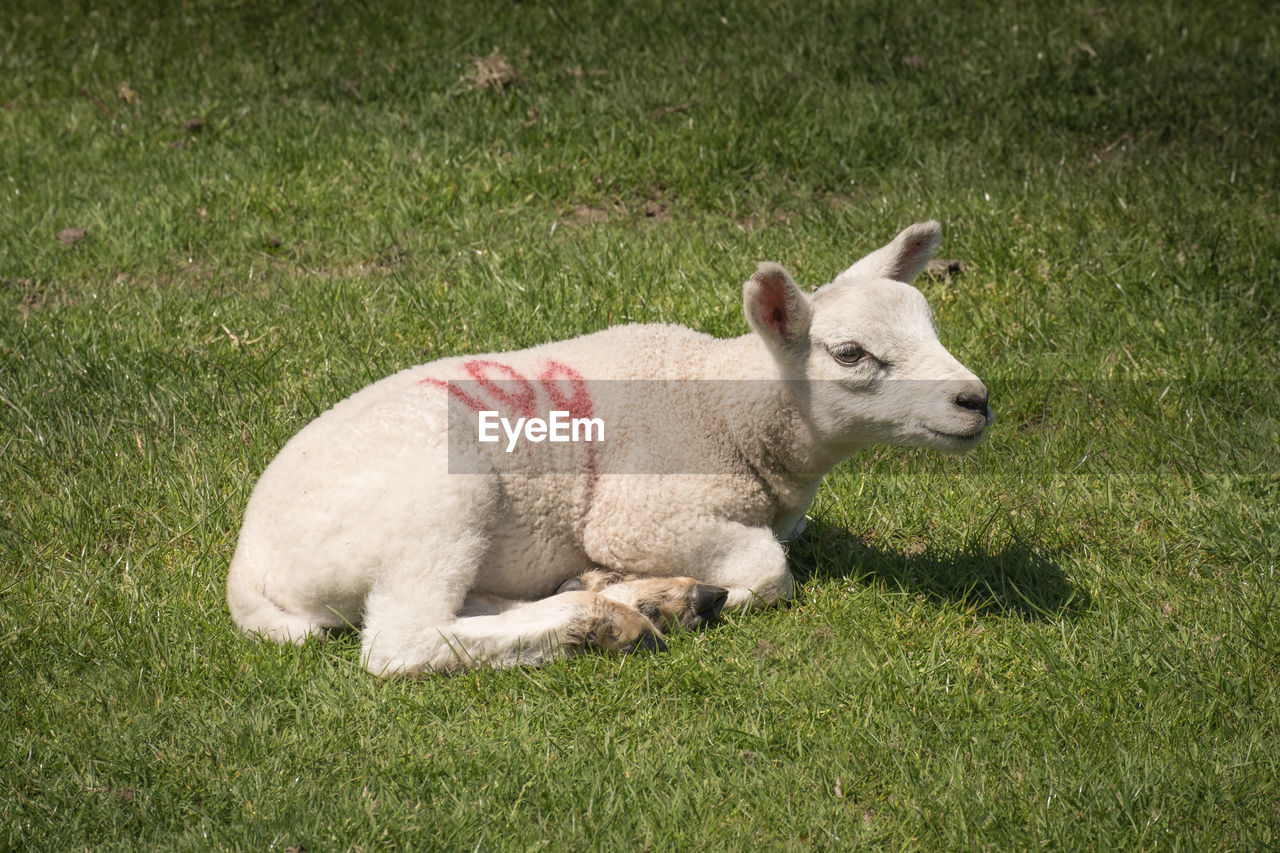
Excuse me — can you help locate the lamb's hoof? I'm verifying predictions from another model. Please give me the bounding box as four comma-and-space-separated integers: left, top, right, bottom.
569, 592, 667, 658
625, 579, 729, 632
619, 630, 667, 655
556, 576, 587, 594
691, 583, 729, 627
568, 575, 730, 633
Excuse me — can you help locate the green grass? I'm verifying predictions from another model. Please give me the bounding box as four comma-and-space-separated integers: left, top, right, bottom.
2, 0, 1278, 848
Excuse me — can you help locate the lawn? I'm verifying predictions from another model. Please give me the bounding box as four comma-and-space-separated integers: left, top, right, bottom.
2, 0, 1278, 849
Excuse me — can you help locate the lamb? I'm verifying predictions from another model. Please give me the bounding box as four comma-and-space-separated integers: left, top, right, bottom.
226, 220, 992, 676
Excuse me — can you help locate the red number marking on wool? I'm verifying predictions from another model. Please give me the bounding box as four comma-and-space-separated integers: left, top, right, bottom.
538, 359, 598, 483
420, 358, 600, 482
538, 360, 593, 422
418, 377, 486, 412
463, 359, 537, 418
418, 359, 540, 417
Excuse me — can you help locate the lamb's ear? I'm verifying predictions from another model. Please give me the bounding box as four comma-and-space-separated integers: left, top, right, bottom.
744, 262, 812, 356
837, 220, 942, 284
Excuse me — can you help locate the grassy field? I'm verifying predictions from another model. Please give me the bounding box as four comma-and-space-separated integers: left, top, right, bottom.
3, 0, 1278, 848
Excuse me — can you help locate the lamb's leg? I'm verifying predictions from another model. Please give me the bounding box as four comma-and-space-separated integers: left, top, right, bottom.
585, 521, 793, 613
686, 521, 794, 609
557, 570, 729, 632
361, 588, 664, 677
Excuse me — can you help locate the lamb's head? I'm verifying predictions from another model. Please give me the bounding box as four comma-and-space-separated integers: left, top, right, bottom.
743, 220, 992, 456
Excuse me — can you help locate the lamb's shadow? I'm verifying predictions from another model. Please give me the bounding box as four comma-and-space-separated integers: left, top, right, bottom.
786, 517, 1088, 621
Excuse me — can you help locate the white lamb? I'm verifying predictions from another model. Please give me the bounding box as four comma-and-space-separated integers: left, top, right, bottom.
227, 221, 991, 676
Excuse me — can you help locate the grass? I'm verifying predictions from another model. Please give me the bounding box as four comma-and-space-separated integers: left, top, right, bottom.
2, 0, 1278, 848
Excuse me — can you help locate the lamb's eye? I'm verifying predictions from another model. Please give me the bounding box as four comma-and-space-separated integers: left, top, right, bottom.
831, 343, 872, 366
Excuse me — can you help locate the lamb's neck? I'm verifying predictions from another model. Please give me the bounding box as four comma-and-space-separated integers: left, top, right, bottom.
707, 334, 857, 499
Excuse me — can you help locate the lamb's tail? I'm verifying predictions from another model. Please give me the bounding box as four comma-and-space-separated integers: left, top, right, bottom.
226, 551, 326, 645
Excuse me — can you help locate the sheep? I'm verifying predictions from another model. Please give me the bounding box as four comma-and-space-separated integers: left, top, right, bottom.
226, 220, 991, 676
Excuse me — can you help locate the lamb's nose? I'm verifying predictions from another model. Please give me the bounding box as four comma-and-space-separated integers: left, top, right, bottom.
954, 386, 990, 413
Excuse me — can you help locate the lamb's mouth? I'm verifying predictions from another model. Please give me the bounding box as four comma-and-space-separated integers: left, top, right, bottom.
927, 425, 988, 441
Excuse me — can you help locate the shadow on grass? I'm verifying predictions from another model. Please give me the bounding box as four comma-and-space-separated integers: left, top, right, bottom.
787, 518, 1089, 622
